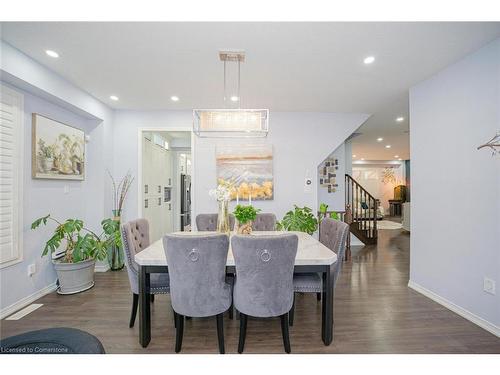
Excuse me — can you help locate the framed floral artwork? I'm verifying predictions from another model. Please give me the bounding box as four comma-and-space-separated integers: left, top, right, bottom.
32, 114, 85, 180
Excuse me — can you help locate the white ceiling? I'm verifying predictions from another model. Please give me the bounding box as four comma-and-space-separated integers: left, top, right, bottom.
2, 22, 500, 160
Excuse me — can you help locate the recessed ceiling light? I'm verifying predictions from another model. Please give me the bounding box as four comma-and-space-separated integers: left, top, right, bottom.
110, 95, 119, 101
171, 96, 179, 102
230, 96, 239, 102
363, 56, 375, 64
394, 155, 399, 158
377, 137, 383, 142
385, 145, 391, 149
361, 158, 365, 161
398, 158, 403, 161
396, 117, 405, 122
45, 50, 59, 58
352, 154, 357, 158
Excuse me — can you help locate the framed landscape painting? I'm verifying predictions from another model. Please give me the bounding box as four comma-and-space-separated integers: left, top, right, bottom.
32, 114, 85, 180
216, 144, 273, 200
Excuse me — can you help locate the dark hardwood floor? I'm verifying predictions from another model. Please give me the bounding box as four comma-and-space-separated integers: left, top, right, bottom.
1, 229, 499, 353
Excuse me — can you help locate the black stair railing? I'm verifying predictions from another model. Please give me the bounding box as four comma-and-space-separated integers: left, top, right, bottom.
345, 174, 378, 243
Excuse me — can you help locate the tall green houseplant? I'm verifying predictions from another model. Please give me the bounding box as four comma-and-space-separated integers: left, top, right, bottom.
277, 205, 318, 235
31, 214, 120, 263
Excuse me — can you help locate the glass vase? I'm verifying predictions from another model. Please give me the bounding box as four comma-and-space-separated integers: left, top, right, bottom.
108, 209, 124, 271
217, 200, 230, 234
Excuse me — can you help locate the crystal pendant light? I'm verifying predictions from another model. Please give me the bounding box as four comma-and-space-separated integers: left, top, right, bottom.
193, 51, 269, 138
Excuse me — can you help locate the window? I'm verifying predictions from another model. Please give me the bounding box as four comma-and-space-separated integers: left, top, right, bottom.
0, 84, 24, 268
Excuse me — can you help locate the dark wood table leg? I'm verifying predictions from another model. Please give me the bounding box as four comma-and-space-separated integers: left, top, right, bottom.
321, 264, 334, 345
139, 265, 151, 348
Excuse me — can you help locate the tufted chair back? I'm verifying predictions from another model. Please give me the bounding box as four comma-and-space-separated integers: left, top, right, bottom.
251, 213, 277, 231
195, 213, 235, 231
121, 219, 151, 293
319, 218, 350, 283
231, 234, 298, 318
163, 233, 232, 317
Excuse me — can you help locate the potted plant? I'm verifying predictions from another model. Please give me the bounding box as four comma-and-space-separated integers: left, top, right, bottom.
31, 214, 120, 294
233, 205, 261, 234
319, 203, 340, 221
36, 139, 55, 172
277, 205, 319, 234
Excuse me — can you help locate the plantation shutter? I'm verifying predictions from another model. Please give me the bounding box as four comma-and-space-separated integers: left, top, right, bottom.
0, 85, 23, 268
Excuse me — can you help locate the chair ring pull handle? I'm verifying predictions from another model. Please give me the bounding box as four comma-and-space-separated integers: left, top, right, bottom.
260, 249, 271, 262
188, 248, 199, 262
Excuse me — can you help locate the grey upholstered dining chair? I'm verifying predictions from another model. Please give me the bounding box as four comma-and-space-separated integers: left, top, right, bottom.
289, 218, 349, 326
231, 233, 298, 353
195, 213, 236, 231
121, 219, 170, 328
163, 233, 232, 354
251, 213, 277, 231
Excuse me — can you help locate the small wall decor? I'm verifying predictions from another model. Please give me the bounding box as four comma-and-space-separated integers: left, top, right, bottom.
319, 157, 339, 193
32, 114, 85, 180
477, 130, 500, 155
216, 144, 273, 201
381, 167, 397, 184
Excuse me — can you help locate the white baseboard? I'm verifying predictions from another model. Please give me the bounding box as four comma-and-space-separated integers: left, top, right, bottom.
350, 233, 364, 246
1, 281, 57, 320
408, 280, 500, 338
94, 262, 110, 272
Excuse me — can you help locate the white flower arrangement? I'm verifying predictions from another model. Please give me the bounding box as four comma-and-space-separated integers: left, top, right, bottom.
209, 184, 232, 202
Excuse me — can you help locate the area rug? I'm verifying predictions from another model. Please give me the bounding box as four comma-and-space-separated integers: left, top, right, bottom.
377, 220, 403, 230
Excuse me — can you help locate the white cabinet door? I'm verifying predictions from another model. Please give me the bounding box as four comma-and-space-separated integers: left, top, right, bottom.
141, 138, 174, 241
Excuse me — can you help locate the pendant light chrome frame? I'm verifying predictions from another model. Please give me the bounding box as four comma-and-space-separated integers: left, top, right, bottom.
193, 50, 269, 138
193, 108, 269, 138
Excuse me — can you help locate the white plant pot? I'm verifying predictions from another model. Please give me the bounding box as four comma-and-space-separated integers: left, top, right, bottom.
53, 258, 96, 295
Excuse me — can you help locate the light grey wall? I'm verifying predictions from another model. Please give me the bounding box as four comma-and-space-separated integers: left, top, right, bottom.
1, 42, 114, 313
317, 143, 346, 212
344, 139, 353, 176
0, 84, 111, 311
112, 111, 368, 224
409, 38, 500, 328
193, 112, 368, 221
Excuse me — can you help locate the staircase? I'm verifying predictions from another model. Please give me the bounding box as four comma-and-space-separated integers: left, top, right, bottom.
345, 174, 378, 245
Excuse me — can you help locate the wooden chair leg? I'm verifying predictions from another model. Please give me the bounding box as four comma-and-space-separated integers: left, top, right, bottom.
175, 313, 184, 353
228, 300, 234, 320
150, 294, 155, 303
238, 313, 248, 353
316, 292, 321, 301
129, 293, 139, 328
289, 293, 295, 326
216, 313, 225, 354
173, 309, 177, 329
280, 313, 291, 353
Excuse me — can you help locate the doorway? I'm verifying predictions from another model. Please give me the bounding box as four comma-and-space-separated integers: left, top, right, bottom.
139, 130, 192, 242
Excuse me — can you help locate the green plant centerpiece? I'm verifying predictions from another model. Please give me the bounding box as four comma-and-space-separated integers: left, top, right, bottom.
233, 205, 261, 235
319, 203, 340, 221
277, 205, 318, 235
31, 214, 120, 294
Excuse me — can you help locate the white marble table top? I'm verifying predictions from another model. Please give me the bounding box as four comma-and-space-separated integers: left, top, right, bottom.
135, 231, 337, 267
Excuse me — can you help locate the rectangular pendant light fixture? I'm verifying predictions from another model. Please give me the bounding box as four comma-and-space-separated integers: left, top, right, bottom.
192, 50, 269, 138
193, 109, 269, 137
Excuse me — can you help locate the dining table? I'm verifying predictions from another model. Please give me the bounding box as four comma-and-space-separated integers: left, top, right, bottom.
134, 230, 338, 348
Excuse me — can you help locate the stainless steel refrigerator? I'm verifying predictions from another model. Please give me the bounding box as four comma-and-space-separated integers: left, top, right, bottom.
180, 174, 191, 231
